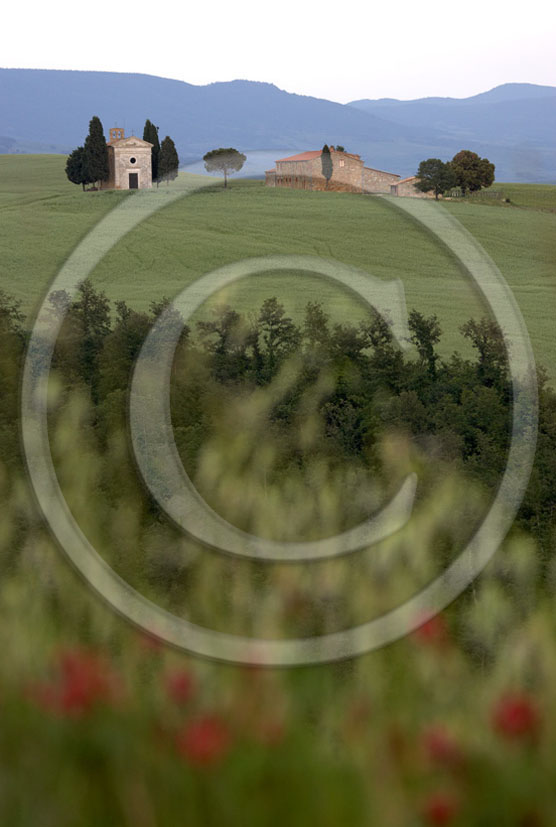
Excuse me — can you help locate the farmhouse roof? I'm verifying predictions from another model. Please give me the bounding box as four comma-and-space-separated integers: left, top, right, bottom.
276, 150, 323, 162
276, 148, 362, 163
334, 150, 361, 159
364, 165, 400, 178
397, 176, 417, 184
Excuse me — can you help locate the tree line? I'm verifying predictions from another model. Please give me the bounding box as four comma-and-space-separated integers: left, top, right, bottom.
65, 116, 179, 190
415, 150, 496, 199
1, 284, 553, 559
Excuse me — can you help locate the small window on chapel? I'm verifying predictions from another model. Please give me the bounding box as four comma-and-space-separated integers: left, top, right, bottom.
130, 157, 137, 164
339, 160, 345, 168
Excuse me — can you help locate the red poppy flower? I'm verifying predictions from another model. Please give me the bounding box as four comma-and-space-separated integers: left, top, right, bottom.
413, 613, 449, 647
422, 791, 459, 825
492, 692, 540, 740
165, 669, 195, 705
32, 647, 119, 716
176, 715, 231, 767
422, 725, 463, 768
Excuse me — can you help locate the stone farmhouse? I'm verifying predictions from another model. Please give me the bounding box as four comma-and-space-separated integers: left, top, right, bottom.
389, 175, 431, 198
100, 128, 153, 190
265, 147, 428, 196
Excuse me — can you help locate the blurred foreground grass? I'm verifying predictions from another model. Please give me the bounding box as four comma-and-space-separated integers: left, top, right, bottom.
1, 375, 556, 826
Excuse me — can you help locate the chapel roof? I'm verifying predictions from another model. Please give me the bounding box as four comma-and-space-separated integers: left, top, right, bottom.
107, 135, 153, 148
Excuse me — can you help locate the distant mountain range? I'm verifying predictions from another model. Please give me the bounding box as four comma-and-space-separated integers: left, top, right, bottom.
1, 69, 555, 182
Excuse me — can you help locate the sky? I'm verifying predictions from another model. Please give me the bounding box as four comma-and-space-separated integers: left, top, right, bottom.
3, 0, 555, 102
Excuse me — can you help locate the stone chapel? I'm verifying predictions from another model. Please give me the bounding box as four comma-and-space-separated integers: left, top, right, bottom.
101, 128, 153, 190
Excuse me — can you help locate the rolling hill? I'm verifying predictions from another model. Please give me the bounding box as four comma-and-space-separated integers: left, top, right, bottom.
1, 69, 555, 181
1, 153, 555, 383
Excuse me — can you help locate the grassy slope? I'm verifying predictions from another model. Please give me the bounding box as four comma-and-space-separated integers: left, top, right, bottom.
1, 155, 555, 378
470, 182, 556, 211
441, 197, 556, 379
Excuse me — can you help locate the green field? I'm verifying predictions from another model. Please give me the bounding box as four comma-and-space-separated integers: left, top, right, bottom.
2, 154, 556, 825
1, 154, 555, 378
468, 182, 556, 211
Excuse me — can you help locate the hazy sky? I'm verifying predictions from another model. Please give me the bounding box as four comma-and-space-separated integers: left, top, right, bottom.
3, 0, 555, 102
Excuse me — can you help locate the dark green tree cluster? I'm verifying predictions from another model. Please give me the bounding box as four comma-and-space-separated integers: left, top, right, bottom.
450, 149, 495, 195
415, 158, 456, 200
416, 150, 495, 198
142, 119, 160, 183
0, 290, 25, 468
1, 285, 554, 560
186, 299, 552, 551
143, 119, 179, 186
159, 136, 180, 184
65, 146, 89, 190
65, 116, 108, 190
66, 117, 179, 189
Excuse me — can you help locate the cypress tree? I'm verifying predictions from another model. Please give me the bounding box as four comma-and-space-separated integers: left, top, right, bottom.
158, 136, 179, 184
321, 144, 333, 189
83, 116, 109, 188
65, 146, 90, 190
143, 119, 160, 184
